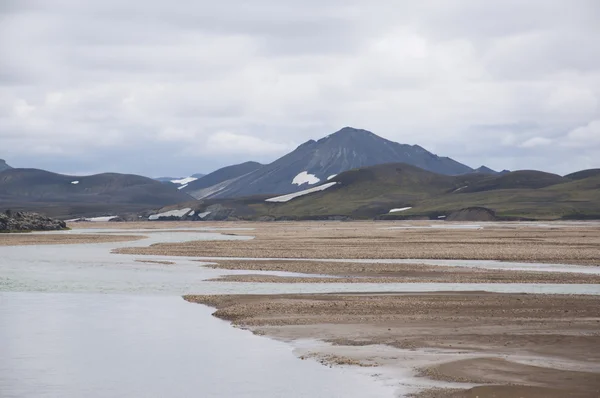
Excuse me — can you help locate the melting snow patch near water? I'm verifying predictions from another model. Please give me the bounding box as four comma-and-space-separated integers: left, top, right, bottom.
71, 181, 79, 185
389, 207, 412, 213
148, 208, 192, 220
292, 171, 320, 186
266, 182, 338, 203
65, 216, 117, 222
171, 177, 197, 185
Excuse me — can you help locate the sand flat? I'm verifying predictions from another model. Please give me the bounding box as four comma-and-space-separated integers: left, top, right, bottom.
204, 259, 600, 284
184, 292, 600, 396
0, 233, 143, 246
114, 221, 600, 265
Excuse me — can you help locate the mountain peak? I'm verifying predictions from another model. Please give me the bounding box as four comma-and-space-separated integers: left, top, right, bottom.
316, 127, 374, 143
330, 126, 376, 138
474, 165, 498, 174
208, 127, 475, 198
335, 126, 371, 134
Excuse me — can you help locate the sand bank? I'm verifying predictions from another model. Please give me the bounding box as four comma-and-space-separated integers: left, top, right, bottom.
114, 221, 600, 265
185, 292, 600, 397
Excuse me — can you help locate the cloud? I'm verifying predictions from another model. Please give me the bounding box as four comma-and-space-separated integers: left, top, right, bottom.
203, 132, 294, 156
519, 137, 553, 148
0, 0, 599, 176
564, 120, 600, 148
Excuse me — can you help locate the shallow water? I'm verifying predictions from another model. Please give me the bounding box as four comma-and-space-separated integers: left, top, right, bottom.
0, 292, 395, 398
2, 229, 599, 294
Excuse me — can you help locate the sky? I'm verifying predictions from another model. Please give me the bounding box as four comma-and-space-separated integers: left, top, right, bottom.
1, 0, 599, 177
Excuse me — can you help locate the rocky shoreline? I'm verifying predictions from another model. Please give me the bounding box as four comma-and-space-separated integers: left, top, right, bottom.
0, 211, 67, 232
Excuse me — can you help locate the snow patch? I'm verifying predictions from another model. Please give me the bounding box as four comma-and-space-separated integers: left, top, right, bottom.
453, 186, 468, 193
148, 208, 192, 220
71, 181, 79, 185
197, 211, 211, 219
266, 182, 338, 203
65, 216, 116, 222
326, 174, 337, 181
292, 171, 320, 186
389, 207, 412, 213
171, 177, 197, 185
178, 184, 188, 190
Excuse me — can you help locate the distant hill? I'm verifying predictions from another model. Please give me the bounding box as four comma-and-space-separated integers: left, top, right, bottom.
162, 163, 600, 221
0, 159, 12, 172
473, 165, 498, 174
457, 170, 567, 193
183, 161, 263, 199
0, 168, 193, 218
208, 127, 474, 198
565, 169, 600, 180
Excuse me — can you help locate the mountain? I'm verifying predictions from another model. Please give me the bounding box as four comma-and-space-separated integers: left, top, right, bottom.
208, 127, 474, 198
473, 165, 498, 174
182, 161, 264, 199
166, 163, 600, 221
0, 168, 193, 218
565, 169, 600, 180
0, 159, 12, 172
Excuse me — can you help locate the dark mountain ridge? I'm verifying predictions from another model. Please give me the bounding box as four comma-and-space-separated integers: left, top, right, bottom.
208, 127, 474, 198
473, 165, 498, 174
0, 168, 192, 218
183, 161, 263, 199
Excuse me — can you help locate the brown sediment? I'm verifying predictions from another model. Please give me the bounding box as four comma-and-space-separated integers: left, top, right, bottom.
204, 259, 600, 284
417, 357, 600, 392
412, 385, 598, 398
0, 233, 144, 246
113, 221, 600, 265
184, 292, 600, 396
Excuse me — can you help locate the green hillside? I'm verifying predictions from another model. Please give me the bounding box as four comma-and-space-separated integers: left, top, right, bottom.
155, 163, 600, 221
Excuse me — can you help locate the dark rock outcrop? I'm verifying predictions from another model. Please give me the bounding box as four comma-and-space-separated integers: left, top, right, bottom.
201, 204, 236, 221
0, 210, 67, 232
0, 159, 11, 172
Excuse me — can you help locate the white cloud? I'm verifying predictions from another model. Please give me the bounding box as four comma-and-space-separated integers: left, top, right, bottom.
519, 137, 553, 148
204, 132, 294, 156
564, 120, 600, 148
0, 0, 599, 176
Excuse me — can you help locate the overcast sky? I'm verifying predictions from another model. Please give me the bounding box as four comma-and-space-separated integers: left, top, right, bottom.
1, 0, 599, 177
